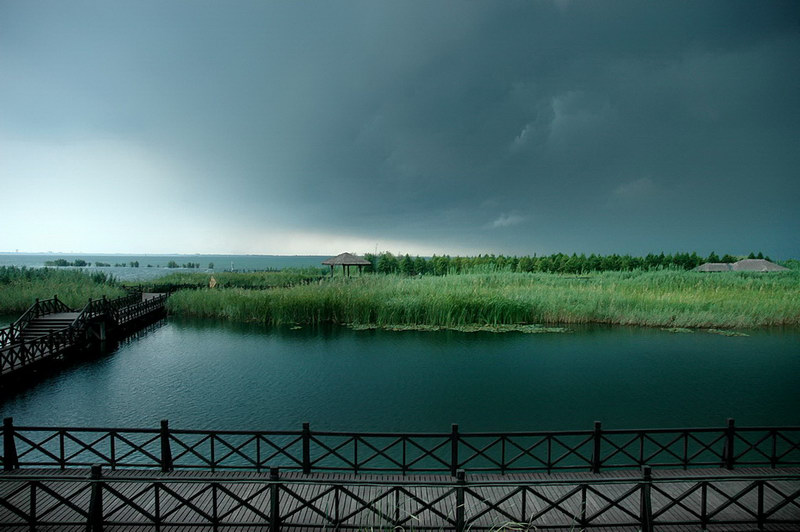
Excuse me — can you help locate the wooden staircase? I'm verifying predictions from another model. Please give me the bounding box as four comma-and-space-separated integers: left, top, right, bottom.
18, 312, 80, 341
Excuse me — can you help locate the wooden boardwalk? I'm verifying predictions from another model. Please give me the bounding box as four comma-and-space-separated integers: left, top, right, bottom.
0, 292, 167, 379
0, 467, 798, 530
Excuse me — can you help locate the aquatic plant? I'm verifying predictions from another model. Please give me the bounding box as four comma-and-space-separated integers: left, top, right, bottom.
165, 269, 800, 329
0, 266, 125, 313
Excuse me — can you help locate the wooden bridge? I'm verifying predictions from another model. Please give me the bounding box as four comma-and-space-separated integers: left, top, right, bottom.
1, 419, 798, 530
0, 292, 167, 380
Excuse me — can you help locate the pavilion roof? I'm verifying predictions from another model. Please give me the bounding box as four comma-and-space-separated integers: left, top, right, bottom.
321, 252, 372, 266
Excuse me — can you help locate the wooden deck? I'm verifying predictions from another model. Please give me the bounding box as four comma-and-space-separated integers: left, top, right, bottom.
1, 467, 797, 530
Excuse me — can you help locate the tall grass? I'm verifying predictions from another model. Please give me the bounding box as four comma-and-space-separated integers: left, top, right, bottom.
132, 268, 325, 290
0, 267, 125, 314
166, 270, 800, 329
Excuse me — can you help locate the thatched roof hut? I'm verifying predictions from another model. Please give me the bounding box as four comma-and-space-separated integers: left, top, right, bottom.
696, 259, 789, 272
731, 259, 789, 272
322, 252, 371, 277
695, 263, 732, 272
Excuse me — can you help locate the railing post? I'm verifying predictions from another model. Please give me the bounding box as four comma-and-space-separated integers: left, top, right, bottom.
724, 418, 735, 470
270, 467, 281, 532
29, 481, 36, 531
302, 422, 311, 474
160, 420, 173, 472
700, 481, 708, 528
3, 417, 19, 470
592, 421, 602, 473
640, 466, 653, 532
451, 424, 459, 476
456, 469, 466, 532
88, 464, 103, 532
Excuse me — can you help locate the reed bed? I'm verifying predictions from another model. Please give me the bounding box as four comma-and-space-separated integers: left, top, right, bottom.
166, 270, 800, 329
135, 268, 324, 290
0, 267, 125, 314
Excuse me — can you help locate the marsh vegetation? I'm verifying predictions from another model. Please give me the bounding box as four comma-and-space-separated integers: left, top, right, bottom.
2, 262, 797, 330
166, 269, 800, 329
0, 266, 124, 313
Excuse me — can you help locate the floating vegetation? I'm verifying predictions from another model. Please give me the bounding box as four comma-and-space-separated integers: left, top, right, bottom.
707, 329, 750, 337
661, 327, 695, 333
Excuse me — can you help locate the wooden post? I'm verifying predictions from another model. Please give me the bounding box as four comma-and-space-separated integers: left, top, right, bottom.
724, 418, 735, 470
211, 482, 219, 531
3, 417, 19, 470
456, 469, 466, 532
28, 481, 36, 532
580, 483, 588, 528
302, 423, 311, 474
700, 481, 708, 528
592, 421, 602, 473
270, 467, 281, 532
640, 466, 653, 532
160, 420, 173, 472
451, 424, 459, 476
88, 465, 103, 532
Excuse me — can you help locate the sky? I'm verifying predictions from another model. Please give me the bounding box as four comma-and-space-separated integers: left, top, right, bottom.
1, 1, 799, 258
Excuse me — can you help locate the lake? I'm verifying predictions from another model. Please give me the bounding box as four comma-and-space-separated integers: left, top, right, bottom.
0, 253, 326, 282
2, 318, 798, 432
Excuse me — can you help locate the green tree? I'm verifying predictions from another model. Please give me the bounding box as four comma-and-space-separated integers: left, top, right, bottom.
362, 253, 377, 273
706, 251, 720, 263
399, 254, 415, 276
414, 256, 428, 275
377, 252, 398, 274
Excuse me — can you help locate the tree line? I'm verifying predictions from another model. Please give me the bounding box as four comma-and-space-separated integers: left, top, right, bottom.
360, 251, 773, 276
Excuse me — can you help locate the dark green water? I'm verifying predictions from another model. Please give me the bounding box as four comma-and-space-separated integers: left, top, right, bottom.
2, 318, 798, 431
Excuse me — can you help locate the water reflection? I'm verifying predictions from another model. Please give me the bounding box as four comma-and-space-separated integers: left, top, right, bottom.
2, 318, 798, 432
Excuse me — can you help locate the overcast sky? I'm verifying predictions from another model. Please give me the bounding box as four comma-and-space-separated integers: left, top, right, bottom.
1, 1, 798, 257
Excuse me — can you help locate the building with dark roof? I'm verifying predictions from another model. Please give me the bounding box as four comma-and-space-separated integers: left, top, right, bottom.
695, 259, 789, 272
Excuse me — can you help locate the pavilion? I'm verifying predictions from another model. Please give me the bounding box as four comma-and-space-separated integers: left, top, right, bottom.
322, 252, 372, 277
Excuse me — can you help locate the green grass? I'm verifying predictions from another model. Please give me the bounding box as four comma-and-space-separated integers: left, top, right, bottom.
165, 269, 800, 329
128, 268, 325, 290
0, 267, 125, 314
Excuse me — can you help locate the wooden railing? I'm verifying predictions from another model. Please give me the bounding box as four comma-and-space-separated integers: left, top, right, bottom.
13, 296, 72, 328
1, 293, 168, 377
110, 293, 168, 325
0, 324, 17, 348
0, 327, 87, 376
0, 467, 797, 531
3, 419, 799, 474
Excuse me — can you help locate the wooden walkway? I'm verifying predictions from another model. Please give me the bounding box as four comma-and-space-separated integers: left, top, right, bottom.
0, 467, 797, 530
0, 293, 167, 379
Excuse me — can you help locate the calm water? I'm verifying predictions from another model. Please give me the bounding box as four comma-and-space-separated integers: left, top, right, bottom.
0, 253, 326, 281
2, 319, 798, 432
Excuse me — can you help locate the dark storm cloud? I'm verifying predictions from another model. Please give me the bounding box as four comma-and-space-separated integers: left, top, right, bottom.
2, 1, 798, 255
